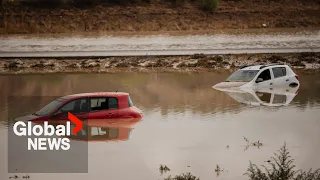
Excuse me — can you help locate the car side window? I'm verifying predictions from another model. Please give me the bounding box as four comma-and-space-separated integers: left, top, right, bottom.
78, 99, 89, 113
90, 97, 119, 111
59, 101, 75, 113
272, 67, 286, 78
58, 98, 88, 114
257, 69, 271, 82
90, 98, 107, 111
108, 97, 118, 109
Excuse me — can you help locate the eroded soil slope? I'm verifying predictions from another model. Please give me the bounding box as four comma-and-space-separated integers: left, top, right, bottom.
1, 0, 320, 34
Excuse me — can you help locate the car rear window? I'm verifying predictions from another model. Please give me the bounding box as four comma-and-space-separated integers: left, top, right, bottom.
272, 67, 286, 78
128, 96, 134, 107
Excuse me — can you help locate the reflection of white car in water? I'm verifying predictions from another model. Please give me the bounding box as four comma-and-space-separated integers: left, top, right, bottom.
213, 64, 300, 106
215, 86, 299, 106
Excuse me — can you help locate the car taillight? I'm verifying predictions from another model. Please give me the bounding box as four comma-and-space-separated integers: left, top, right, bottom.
295, 90, 299, 94
295, 75, 299, 80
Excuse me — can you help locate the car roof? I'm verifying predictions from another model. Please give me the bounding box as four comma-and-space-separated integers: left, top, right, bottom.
60, 92, 129, 100
241, 65, 264, 70
240, 64, 289, 71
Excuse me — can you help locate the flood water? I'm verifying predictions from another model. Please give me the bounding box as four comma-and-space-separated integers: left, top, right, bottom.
0, 71, 320, 180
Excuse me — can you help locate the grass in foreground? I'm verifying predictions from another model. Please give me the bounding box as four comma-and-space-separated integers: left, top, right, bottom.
164, 172, 200, 180
245, 143, 320, 180
163, 143, 320, 180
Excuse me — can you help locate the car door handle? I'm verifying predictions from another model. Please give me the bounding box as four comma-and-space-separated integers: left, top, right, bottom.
270, 83, 273, 85
286, 79, 289, 81
107, 113, 113, 116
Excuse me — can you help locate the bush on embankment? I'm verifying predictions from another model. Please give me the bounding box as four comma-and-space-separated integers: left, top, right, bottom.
2, 0, 221, 11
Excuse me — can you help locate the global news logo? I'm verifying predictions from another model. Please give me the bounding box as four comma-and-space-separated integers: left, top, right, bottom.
12, 112, 83, 151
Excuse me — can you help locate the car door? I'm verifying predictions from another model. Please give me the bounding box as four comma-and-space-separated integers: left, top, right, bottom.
271, 67, 288, 88
50, 97, 89, 121
88, 97, 119, 120
254, 68, 274, 90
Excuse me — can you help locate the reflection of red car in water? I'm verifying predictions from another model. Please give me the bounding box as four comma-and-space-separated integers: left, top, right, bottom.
68, 118, 142, 142
15, 92, 143, 122
31, 117, 142, 142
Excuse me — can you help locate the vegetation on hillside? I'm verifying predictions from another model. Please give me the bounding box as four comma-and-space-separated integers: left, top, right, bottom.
1, 0, 319, 33
2, 0, 220, 11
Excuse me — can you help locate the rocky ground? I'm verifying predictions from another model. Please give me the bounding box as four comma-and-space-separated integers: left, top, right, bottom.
0, 53, 319, 74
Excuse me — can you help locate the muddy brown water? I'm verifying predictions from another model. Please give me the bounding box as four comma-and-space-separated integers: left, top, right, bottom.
0, 71, 320, 180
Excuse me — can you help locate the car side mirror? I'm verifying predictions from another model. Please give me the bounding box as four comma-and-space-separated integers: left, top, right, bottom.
256, 78, 263, 83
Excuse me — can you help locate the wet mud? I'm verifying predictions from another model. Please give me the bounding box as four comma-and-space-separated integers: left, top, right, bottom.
0, 52, 319, 74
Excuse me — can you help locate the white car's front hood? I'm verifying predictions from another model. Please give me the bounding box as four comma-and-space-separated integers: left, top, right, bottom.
212, 82, 248, 93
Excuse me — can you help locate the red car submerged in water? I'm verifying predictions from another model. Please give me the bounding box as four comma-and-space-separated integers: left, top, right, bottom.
16, 92, 143, 122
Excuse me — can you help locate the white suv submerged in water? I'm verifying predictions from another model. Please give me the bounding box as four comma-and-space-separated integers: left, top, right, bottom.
213, 64, 300, 106
213, 64, 300, 91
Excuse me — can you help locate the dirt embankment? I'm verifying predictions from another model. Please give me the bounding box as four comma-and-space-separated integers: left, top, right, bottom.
0, 53, 319, 74
0, 0, 320, 34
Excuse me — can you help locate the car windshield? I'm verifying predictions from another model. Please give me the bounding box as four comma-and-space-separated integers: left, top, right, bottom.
34, 98, 64, 116
226, 70, 259, 82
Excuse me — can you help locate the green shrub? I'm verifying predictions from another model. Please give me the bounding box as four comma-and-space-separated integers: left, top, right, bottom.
165, 172, 200, 180
20, 0, 64, 8
245, 143, 320, 180
169, 0, 186, 7
71, 0, 100, 8
5, 0, 222, 10
99, 0, 153, 5
199, 0, 219, 12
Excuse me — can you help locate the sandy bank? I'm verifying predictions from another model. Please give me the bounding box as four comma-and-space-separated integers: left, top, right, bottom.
0, 53, 319, 74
